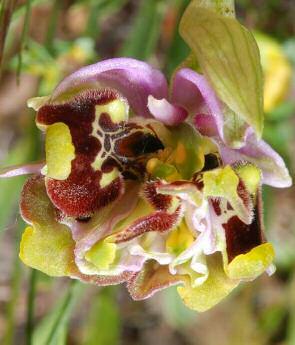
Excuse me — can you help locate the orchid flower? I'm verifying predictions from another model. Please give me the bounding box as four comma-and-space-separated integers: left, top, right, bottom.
0, 0, 292, 312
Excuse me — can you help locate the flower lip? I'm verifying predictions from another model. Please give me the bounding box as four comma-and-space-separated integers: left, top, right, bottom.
38, 89, 122, 218
36, 88, 167, 218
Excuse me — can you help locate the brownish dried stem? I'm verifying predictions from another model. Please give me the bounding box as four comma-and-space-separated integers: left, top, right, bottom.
0, 0, 17, 76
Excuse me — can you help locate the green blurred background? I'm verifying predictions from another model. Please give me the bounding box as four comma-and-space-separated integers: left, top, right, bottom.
0, 1, 294, 344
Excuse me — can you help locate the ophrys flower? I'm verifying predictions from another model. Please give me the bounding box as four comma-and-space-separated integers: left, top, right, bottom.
0, 1, 292, 312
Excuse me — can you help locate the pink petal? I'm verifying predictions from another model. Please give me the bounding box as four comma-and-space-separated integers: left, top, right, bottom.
220, 131, 292, 188
51, 58, 168, 118
194, 114, 218, 137
147, 95, 188, 126
0, 162, 44, 178
172, 68, 224, 140
195, 114, 292, 188
114, 253, 146, 273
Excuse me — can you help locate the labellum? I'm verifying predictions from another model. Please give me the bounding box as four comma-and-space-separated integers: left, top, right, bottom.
0, 1, 292, 312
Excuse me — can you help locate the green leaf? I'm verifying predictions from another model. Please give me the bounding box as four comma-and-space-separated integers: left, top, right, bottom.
180, 1, 264, 138
0, 0, 17, 74
17, 0, 32, 81
12, 0, 48, 21
84, 287, 120, 345
84, 0, 128, 39
26, 269, 38, 345
164, 0, 191, 78
119, 0, 164, 59
32, 281, 84, 345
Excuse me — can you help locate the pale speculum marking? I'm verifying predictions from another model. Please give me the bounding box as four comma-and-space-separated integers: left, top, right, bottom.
36, 90, 164, 218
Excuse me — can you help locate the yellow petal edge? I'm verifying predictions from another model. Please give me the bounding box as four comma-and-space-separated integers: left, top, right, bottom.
85, 240, 117, 270
226, 243, 275, 280
45, 122, 75, 180
177, 254, 238, 312
20, 225, 75, 277
203, 166, 250, 223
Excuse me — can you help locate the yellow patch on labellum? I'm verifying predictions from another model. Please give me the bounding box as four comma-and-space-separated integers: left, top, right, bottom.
95, 99, 129, 124
235, 164, 261, 195
19, 224, 75, 277
100, 169, 120, 188
91, 98, 129, 171
203, 165, 250, 224
91, 155, 105, 172
85, 240, 117, 270
166, 221, 194, 256
45, 122, 75, 180
27, 96, 51, 111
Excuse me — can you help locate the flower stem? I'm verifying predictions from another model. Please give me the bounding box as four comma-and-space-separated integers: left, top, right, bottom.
25, 269, 37, 345
44, 280, 80, 345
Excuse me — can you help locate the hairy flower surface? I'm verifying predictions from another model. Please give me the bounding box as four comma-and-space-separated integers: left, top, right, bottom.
0, 1, 292, 312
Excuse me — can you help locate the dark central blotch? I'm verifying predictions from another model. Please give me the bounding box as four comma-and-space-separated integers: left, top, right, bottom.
222, 192, 263, 263
115, 132, 164, 158
202, 153, 221, 171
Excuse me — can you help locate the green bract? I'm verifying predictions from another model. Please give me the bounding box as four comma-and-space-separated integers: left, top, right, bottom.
180, 0, 264, 140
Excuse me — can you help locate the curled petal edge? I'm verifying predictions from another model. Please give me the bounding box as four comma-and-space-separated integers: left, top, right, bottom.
172, 68, 225, 141
147, 95, 188, 126
50, 57, 169, 118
